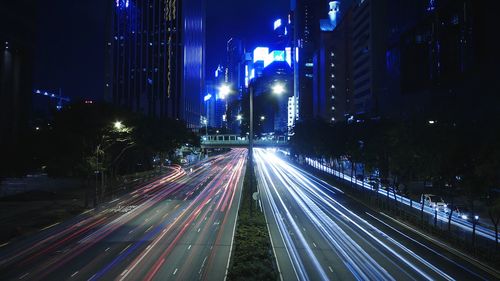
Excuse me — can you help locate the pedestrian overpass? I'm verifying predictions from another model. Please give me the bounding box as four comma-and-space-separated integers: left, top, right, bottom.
200, 134, 288, 148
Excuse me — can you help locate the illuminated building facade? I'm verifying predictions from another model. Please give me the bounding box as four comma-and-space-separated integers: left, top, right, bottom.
106, 0, 205, 129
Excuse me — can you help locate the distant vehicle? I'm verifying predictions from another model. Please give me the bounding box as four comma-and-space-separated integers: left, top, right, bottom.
446, 205, 479, 221
421, 194, 447, 211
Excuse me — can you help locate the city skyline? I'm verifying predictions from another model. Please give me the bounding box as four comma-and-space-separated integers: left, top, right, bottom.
1, 1, 500, 280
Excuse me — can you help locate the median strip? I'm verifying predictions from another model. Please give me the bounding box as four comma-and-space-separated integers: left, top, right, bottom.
227, 160, 278, 280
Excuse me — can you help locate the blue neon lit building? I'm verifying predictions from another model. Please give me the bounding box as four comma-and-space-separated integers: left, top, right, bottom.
106, 0, 205, 129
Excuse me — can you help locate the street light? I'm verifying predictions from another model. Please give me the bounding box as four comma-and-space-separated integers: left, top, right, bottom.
203, 94, 212, 141
114, 121, 123, 131
218, 84, 231, 100
260, 116, 266, 121
272, 83, 286, 95
236, 114, 243, 121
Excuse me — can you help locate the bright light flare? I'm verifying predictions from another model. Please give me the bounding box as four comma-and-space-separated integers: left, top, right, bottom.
272, 83, 285, 95
219, 85, 231, 99
114, 121, 124, 130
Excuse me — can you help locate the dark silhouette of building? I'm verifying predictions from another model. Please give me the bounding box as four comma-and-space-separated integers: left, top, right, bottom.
383, 0, 496, 120
313, 1, 353, 123
226, 38, 245, 97
291, 0, 325, 121
0, 1, 37, 175
106, 0, 205, 129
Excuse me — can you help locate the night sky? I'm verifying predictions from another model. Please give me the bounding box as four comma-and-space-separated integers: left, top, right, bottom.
35, 0, 106, 101
206, 0, 289, 76
35, 0, 289, 101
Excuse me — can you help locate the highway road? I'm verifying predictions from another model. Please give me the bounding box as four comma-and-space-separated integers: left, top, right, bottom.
304, 157, 499, 243
0, 149, 246, 281
254, 148, 500, 281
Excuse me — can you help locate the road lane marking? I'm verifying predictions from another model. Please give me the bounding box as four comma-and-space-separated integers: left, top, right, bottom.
199, 256, 208, 274
0, 242, 9, 248
71, 271, 79, 278
120, 269, 128, 276
187, 244, 192, 250
40, 222, 61, 231
18, 273, 29, 279
145, 225, 154, 233
173, 268, 178, 275
120, 244, 131, 254
197, 228, 201, 233
329, 266, 334, 273
81, 209, 94, 215
378, 212, 500, 279
312, 242, 317, 248
105, 247, 110, 252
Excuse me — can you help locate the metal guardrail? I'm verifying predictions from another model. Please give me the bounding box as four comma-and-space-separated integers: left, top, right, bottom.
303, 157, 499, 243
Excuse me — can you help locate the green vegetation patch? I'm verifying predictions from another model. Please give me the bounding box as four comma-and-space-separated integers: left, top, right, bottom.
227, 161, 278, 281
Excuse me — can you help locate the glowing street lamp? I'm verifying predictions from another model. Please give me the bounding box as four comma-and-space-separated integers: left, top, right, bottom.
114, 121, 124, 131
260, 116, 266, 121
272, 83, 286, 95
236, 114, 243, 121
203, 94, 213, 140
218, 84, 231, 100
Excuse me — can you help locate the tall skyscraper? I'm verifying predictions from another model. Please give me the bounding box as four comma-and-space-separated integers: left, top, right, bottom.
313, 1, 353, 123
0, 2, 36, 148
226, 38, 245, 97
106, 0, 205, 129
0, 0, 37, 175
291, 0, 325, 121
350, 0, 387, 117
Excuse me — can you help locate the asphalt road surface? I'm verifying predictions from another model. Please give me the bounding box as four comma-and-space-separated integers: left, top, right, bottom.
254, 148, 500, 281
0, 148, 246, 281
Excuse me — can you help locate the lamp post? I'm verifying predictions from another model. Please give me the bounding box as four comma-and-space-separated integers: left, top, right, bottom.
248, 82, 286, 160
218, 84, 231, 130
204, 94, 212, 141
93, 120, 131, 207
249, 85, 254, 160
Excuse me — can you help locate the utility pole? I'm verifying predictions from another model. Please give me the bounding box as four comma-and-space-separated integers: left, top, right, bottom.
249, 84, 255, 215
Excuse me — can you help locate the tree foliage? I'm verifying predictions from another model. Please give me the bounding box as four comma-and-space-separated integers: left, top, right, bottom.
38, 102, 197, 178
290, 116, 500, 204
